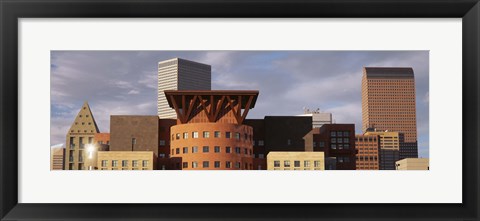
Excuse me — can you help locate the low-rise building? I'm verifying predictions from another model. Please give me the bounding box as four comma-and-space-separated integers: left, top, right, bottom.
50, 146, 65, 170
364, 129, 400, 170
267, 151, 325, 170
396, 158, 429, 170
97, 151, 156, 170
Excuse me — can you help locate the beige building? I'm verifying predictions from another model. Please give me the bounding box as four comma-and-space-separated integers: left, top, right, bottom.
65, 102, 100, 170
97, 151, 155, 170
50, 146, 65, 170
157, 58, 211, 118
396, 158, 429, 170
267, 152, 325, 170
364, 130, 400, 170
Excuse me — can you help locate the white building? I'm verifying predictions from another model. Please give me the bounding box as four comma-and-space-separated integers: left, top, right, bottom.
297, 109, 332, 128
158, 58, 211, 118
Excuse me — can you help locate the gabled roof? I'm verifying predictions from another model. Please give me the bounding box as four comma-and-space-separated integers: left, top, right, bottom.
68, 101, 100, 134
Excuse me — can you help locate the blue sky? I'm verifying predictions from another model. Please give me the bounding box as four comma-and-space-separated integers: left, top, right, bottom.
51, 51, 429, 158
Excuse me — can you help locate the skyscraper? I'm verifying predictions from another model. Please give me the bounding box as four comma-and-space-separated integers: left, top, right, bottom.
361, 67, 418, 159
157, 58, 211, 119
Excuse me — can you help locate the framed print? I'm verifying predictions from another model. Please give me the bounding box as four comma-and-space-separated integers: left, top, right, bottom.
1, 0, 479, 220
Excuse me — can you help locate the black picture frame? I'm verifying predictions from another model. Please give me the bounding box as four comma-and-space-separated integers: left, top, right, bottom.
1, 0, 479, 220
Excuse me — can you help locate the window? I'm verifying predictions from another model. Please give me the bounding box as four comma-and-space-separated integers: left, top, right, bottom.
122, 160, 128, 167
252, 140, 256, 146
258, 140, 264, 146
182, 162, 188, 168
294, 161, 300, 167
337, 138, 343, 143
343, 131, 350, 136
274, 161, 280, 167
284, 160, 291, 167
176, 133, 180, 140
203, 161, 209, 168
142, 160, 148, 167
287, 139, 292, 145
337, 131, 343, 137
258, 154, 264, 159
330, 131, 336, 137
313, 141, 317, 147
183, 132, 188, 139
183, 147, 188, 154
192, 161, 198, 168
319, 141, 325, 148
244, 133, 248, 140
192, 146, 198, 153
214, 161, 220, 168
235, 133, 240, 140
314, 160, 321, 167
203, 131, 210, 138
88, 137, 93, 144
226, 161, 231, 168
101, 160, 108, 167
331, 138, 336, 143
226, 132, 231, 138
203, 146, 209, 153
112, 160, 118, 167
176, 148, 180, 154
331, 144, 337, 149
344, 138, 349, 143
244, 148, 248, 154
304, 160, 310, 167
214, 146, 220, 153
214, 131, 221, 138
132, 160, 138, 167
344, 144, 350, 149
235, 147, 241, 153
159, 140, 166, 146
192, 131, 198, 138
226, 146, 231, 153
235, 162, 241, 168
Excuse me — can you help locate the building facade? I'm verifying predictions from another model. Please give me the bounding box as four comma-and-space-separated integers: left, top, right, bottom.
364, 129, 400, 170
267, 152, 325, 170
244, 116, 313, 170
158, 58, 211, 118
297, 110, 332, 128
305, 124, 356, 170
355, 134, 380, 170
64, 102, 100, 170
396, 158, 429, 170
50, 147, 65, 170
97, 151, 155, 170
361, 67, 418, 159
165, 90, 258, 170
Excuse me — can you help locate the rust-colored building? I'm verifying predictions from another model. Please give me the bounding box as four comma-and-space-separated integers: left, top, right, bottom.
305, 124, 356, 170
361, 67, 418, 159
165, 90, 258, 170
355, 134, 379, 170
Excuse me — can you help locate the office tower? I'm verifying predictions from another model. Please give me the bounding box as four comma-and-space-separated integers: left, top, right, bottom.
267, 152, 325, 170
50, 146, 65, 170
364, 129, 401, 170
355, 134, 380, 170
361, 67, 418, 159
64, 102, 100, 170
395, 158, 429, 170
157, 58, 211, 119
165, 90, 258, 170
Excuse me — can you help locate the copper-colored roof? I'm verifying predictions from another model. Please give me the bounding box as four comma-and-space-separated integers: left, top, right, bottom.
364, 67, 414, 78
164, 90, 259, 109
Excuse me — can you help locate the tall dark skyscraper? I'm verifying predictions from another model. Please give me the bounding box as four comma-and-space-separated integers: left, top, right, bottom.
361, 67, 418, 159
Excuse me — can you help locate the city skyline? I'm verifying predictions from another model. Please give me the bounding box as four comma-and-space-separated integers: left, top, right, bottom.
51, 51, 429, 157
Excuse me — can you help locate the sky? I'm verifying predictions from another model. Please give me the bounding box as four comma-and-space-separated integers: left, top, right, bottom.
51, 51, 429, 158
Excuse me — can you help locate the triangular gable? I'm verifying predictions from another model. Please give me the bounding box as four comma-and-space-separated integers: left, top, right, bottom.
68, 101, 100, 134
